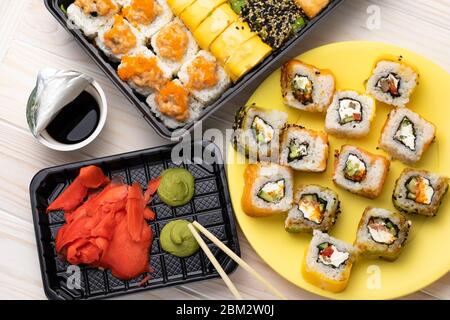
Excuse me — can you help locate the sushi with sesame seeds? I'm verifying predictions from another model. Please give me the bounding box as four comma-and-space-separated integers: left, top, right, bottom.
285, 185, 340, 233
392, 168, 449, 217
354, 207, 411, 261
236, 0, 308, 49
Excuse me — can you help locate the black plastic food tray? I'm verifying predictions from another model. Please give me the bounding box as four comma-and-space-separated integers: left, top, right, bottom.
44, 0, 344, 139
29, 141, 240, 300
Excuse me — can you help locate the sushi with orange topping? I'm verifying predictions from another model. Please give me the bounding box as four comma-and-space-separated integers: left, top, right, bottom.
121, 0, 173, 39
117, 48, 172, 96
150, 18, 199, 75
146, 79, 203, 128
67, 0, 121, 38
178, 50, 230, 104
96, 14, 146, 61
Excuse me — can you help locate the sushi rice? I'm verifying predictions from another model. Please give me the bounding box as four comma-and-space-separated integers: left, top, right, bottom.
121, 0, 173, 39
281, 59, 335, 113
279, 125, 329, 172
178, 50, 231, 104
150, 18, 199, 76
241, 162, 294, 217
302, 230, 355, 293
96, 14, 146, 61
146, 79, 203, 129
233, 105, 288, 161
379, 108, 436, 165
354, 207, 411, 261
366, 58, 418, 107
67, 1, 120, 38
285, 185, 340, 233
392, 168, 449, 217
325, 90, 376, 139
117, 47, 172, 96
333, 145, 390, 199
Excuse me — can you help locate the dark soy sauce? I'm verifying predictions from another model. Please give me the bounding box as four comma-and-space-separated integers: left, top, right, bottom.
46, 91, 100, 145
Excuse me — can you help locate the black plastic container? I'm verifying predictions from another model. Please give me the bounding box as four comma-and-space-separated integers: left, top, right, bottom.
30, 141, 240, 300
44, 0, 344, 139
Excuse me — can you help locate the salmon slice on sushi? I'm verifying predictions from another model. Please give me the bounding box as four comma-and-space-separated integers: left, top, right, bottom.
96, 14, 146, 61
146, 79, 203, 129
354, 207, 411, 261
67, 0, 121, 38
178, 50, 230, 104
241, 163, 294, 217
366, 56, 419, 107
233, 105, 288, 161
281, 60, 335, 113
285, 185, 340, 233
379, 108, 436, 165
302, 230, 355, 293
150, 18, 199, 75
333, 145, 390, 199
325, 90, 376, 139
393, 168, 449, 217
117, 47, 172, 96
279, 125, 329, 172
121, 0, 173, 39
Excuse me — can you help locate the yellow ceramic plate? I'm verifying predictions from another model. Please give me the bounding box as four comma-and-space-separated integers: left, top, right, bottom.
226, 41, 450, 299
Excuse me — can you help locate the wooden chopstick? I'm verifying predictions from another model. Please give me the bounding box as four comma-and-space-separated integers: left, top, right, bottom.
191, 221, 287, 300
187, 223, 243, 300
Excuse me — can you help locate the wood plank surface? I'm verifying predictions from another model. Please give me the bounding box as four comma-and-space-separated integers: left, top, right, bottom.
0, 0, 449, 299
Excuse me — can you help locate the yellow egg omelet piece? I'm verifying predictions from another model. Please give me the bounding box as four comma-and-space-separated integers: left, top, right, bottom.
167, 0, 197, 16
193, 4, 238, 50
210, 21, 255, 65
224, 35, 272, 82
180, 0, 227, 32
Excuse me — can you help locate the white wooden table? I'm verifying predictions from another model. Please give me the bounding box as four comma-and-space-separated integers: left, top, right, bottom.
1, 0, 449, 300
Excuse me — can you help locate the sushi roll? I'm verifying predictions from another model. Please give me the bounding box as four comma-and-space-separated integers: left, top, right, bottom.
210, 20, 255, 65
325, 90, 376, 139
223, 35, 272, 82
354, 207, 411, 261
121, 0, 173, 39
279, 125, 329, 172
178, 50, 231, 104
241, 162, 294, 217
193, 3, 238, 50
167, 0, 197, 15
67, 0, 120, 38
281, 60, 335, 113
146, 79, 203, 128
392, 168, 449, 217
366, 56, 419, 107
293, 0, 330, 19
117, 47, 172, 96
96, 15, 146, 61
333, 145, 390, 199
150, 18, 199, 75
233, 105, 288, 160
239, 0, 308, 49
302, 230, 355, 293
180, 0, 227, 31
379, 108, 436, 164
285, 185, 340, 233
